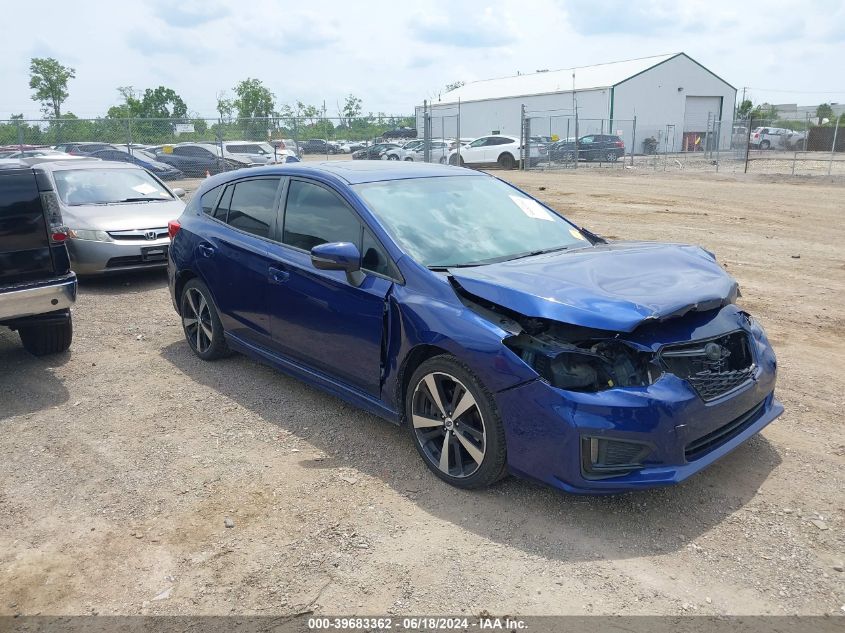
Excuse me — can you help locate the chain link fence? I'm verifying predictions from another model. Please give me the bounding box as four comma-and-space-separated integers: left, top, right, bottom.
0, 115, 417, 177
2, 111, 842, 179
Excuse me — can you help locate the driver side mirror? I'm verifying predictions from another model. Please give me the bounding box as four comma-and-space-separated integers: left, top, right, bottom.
310, 242, 365, 287
172, 188, 186, 198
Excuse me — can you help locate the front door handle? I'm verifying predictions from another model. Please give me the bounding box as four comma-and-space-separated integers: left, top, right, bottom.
269, 266, 290, 284
198, 244, 215, 258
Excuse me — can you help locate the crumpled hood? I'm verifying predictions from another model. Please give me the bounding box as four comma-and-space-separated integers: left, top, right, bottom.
449, 241, 739, 332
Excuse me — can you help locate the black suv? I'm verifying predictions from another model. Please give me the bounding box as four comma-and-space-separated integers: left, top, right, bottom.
549, 134, 625, 162
0, 159, 76, 355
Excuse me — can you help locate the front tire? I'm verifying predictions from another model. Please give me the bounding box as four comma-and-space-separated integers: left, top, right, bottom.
180, 279, 228, 360
406, 355, 507, 489
19, 316, 72, 356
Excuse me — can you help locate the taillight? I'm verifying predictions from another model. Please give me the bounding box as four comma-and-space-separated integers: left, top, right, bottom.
51, 228, 68, 243
615, 140, 624, 147
753, 133, 759, 138
168, 219, 181, 239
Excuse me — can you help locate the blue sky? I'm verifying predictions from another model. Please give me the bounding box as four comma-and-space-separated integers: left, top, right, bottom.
2, 0, 843, 119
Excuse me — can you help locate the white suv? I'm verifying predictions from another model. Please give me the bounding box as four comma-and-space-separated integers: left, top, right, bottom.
748, 127, 794, 150
447, 135, 544, 169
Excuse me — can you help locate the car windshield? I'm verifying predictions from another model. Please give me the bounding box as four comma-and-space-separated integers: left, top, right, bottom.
53, 168, 173, 206
353, 175, 590, 268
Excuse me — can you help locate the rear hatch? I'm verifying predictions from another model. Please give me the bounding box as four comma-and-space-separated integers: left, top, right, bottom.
0, 166, 57, 283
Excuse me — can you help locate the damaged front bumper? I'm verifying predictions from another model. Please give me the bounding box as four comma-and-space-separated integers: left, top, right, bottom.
492, 305, 783, 493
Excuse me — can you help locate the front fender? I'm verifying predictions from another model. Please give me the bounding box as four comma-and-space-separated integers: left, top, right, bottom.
382, 282, 538, 413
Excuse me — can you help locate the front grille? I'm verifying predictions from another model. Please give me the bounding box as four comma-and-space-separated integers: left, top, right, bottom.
107, 228, 168, 241
660, 331, 754, 401
685, 399, 766, 461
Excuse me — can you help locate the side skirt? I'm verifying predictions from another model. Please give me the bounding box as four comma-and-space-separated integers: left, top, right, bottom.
225, 332, 401, 425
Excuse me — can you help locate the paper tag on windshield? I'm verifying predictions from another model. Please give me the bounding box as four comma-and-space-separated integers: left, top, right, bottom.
132, 183, 158, 195
510, 195, 554, 221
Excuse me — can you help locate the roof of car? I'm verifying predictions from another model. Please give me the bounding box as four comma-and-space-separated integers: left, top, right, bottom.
28, 159, 144, 171
210, 160, 477, 185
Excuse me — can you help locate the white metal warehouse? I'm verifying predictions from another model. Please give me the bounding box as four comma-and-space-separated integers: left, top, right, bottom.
416, 52, 736, 153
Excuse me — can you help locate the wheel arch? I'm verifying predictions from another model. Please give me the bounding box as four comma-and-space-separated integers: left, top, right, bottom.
395, 343, 452, 425
173, 269, 198, 316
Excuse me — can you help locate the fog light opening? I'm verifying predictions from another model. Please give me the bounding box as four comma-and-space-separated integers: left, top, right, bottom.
581, 437, 652, 480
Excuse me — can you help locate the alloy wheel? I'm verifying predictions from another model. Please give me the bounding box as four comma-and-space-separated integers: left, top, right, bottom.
411, 372, 487, 478
183, 287, 214, 354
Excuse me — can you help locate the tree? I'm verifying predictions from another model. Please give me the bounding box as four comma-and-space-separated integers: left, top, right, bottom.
233, 78, 275, 120
736, 99, 753, 119
29, 57, 75, 119
340, 94, 362, 126
445, 80, 465, 93
139, 86, 188, 118
216, 91, 235, 121
816, 103, 834, 123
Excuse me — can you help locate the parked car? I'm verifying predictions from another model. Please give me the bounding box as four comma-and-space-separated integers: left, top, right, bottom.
392, 139, 452, 163
2, 148, 72, 159
748, 127, 794, 150
223, 141, 287, 165
300, 139, 337, 155
783, 130, 806, 151
167, 161, 781, 493
270, 139, 301, 158
351, 143, 402, 160
34, 160, 186, 275
549, 134, 625, 162
53, 142, 118, 155
337, 140, 367, 153
382, 127, 417, 139
88, 148, 185, 180
0, 158, 76, 355
0, 144, 54, 158
448, 135, 544, 169
384, 140, 424, 161
151, 143, 250, 177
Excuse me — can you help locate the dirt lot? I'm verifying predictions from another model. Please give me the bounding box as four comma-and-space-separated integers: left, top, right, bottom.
1, 169, 843, 617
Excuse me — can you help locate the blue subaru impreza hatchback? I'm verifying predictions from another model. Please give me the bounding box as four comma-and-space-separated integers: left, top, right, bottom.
167, 161, 782, 493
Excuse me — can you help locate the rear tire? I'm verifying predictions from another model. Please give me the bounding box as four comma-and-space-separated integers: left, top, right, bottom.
19, 316, 73, 356
180, 279, 229, 360
606, 151, 619, 162
760, 140, 771, 150
498, 153, 516, 169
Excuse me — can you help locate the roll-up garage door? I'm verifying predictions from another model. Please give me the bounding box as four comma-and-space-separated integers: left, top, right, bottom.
683, 96, 722, 132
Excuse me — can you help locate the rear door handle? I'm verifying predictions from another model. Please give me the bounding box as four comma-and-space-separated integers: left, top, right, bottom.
269, 266, 290, 284
198, 244, 215, 258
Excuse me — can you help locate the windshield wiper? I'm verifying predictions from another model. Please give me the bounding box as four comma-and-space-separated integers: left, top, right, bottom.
427, 262, 486, 271
501, 245, 572, 262
116, 197, 167, 203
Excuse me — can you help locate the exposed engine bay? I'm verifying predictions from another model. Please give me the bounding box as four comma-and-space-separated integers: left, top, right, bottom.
451, 279, 660, 392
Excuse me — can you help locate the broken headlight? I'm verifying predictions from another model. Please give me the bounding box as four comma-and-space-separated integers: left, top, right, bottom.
505, 332, 660, 392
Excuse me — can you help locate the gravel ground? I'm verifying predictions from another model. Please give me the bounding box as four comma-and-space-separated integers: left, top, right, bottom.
0, 168, 843, 617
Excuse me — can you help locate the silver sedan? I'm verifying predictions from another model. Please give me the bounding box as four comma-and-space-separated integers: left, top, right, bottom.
37, 160, 186, 275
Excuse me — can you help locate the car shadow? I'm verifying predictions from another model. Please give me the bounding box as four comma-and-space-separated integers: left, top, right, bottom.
160, 341, 781, 563
77, 269, 168, 295
0, 328, 71, 421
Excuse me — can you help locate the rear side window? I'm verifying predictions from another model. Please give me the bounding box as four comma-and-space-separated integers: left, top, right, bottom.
282, 180, 361, 251
225, 178, 280, 238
